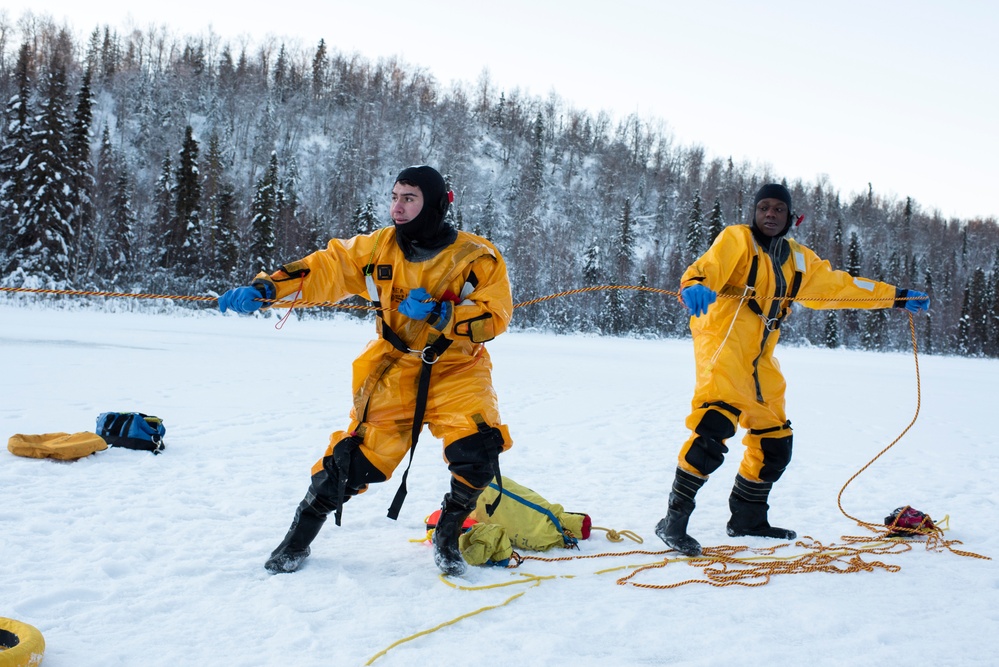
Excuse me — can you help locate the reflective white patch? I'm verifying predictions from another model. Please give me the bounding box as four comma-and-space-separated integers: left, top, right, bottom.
794, 250, 806, 272
365, 274, 379, 303
853, 278, 875, 291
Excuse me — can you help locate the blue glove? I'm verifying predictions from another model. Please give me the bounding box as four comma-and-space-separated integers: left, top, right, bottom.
218, 285, 268, 314
399, 287, 453, 331
900, 289, 930, 314
399, 287, 436, 320
681, 284, 717, 317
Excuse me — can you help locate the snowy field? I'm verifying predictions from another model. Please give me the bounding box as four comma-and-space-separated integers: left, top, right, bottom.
1, 300, 997, 666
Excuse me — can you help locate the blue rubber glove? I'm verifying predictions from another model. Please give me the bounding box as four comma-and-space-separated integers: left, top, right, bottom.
399, 287, 436, 320
681, 284, 717, 317
900, 289, 930, 314
399, 287, 453, 331
218, 285, 268, 314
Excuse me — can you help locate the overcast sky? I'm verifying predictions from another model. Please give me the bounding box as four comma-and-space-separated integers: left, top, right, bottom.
4, 0, 997, 221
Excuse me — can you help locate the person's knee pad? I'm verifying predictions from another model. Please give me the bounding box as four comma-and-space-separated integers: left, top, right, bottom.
758, 434, 793, 483
444, 427, 505, 489
684, 409, 736, 475
313, 436, 387, 501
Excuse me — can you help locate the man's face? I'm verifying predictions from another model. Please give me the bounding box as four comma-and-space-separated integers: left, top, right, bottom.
391, 182, 424, 225
755, 198, 789, 237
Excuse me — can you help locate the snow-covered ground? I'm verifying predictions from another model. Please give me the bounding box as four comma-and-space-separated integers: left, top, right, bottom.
1, 301, 996, 666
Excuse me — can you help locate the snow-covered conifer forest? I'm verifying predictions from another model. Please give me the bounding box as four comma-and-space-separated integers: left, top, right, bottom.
1, 14, 998, 356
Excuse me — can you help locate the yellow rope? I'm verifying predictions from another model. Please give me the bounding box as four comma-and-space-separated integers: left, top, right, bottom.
364, 574, 550, 666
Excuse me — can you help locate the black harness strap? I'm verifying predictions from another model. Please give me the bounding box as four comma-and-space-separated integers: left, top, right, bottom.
748, 420, 793, 436
386, 331, 453, 520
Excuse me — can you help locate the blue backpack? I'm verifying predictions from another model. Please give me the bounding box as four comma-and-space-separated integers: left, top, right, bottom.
96, 412, 166, 454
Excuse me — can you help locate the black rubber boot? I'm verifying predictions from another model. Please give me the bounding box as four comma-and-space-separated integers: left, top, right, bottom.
726, 475, 796, 540
432, 482, 481, 576
654, 468, 707, 557
264, 500, 328, 574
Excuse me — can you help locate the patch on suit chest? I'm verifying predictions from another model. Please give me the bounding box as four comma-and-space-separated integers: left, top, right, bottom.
377, 264, 392, 280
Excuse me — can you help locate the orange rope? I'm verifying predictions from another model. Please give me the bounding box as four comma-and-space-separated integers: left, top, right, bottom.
5, 282, 982, 569
0, 283, 928, 311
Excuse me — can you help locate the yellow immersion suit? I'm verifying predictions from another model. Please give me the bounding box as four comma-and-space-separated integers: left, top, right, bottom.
677, 224, 899, 484
256, 226, 513, 505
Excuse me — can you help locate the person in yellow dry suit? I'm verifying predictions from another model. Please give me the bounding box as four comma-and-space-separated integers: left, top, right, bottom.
218, 165, 513, 576
655, 183, 930, 557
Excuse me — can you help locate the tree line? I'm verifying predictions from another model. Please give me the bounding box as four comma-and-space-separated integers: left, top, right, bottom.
1, 14, 998, 357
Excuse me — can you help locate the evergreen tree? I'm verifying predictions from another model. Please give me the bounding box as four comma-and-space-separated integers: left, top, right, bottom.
277, 157, 301, 254
311, 39, 328, 99
605, 283, 625, 335
353, 197, 377, 235
249, 152, 279, 272
11, 53, 75, 282
476, 191, 498, 240
823, 312, 840, 348
989, 252, 999, 357
583, 239, 601, 287
0, 43, 34, 258
101, 170, 135, 285
831, 217, 844, 268
956, 287, 971, 355
523, 111, 545, 197
707, 196, 724, 244
152, 157, 173, 267
923, 268, 935, 354
968, 266, 988, 354
67, 68, 96, 283
861, 253, 888, 350
165, 126, 202, 273
615, 198, 634, 282
634, 273, 651, 335
846, 231, 862, 275
213, 184, 239, 282
685, 190, 703, 263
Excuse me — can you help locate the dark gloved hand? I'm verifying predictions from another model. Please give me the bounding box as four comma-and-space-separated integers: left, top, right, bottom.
399, 287, 453, 331
897, 289, 930, 314
218, 284, 271, 314
681, 284, 717, 317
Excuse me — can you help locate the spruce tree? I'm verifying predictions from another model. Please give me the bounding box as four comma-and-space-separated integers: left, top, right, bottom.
685, 191, 703, 263
615, 198, 634, 282
707, 196, 724, 244
583, 240, 601, 287
823, 312, 840, 348
250, 152, 279, 272
101, 170, 135, 285
968, 267, 987, 354
165, 126, 202, 273
67, 68, 96, 283
213, 185, 239, 282
311, 39, 328, 99
12, 53, 74, 283
354, 197, 377, 235
956, 287, 971, 356
152, 157, 173, 267
0, 44, 34, 259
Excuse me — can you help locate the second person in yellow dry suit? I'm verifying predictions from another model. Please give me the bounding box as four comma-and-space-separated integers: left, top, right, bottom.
655, 183, 930, 556
218, 165, 514, 576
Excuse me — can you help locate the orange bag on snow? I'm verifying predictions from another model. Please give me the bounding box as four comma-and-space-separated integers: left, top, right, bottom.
8, 432, 108, 461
